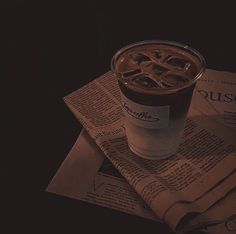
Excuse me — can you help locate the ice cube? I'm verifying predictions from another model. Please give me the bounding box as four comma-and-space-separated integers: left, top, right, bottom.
162, 55, 172, 63
132, 53, 151, 64
123, 69, 142, 77
163, 74, 189, 87
166, 57, 189, 69
152, 63, 169, 75
132, 74, 159, 88
152, 50, 162, 59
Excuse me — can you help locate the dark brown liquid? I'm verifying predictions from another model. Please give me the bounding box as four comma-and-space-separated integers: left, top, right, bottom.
114, 43, 203, 120
115, 44, 202, 93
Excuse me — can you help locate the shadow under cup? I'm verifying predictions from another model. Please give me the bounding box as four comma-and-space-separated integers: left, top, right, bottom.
111, 40, 206, 160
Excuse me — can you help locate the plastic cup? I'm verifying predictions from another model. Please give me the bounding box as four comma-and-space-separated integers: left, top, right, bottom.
111, 40, 205, 160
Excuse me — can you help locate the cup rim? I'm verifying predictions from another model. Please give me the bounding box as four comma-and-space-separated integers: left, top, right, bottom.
111, 40, 206, 95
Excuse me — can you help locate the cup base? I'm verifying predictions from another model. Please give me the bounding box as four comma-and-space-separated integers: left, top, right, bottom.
128, 140, 177, 160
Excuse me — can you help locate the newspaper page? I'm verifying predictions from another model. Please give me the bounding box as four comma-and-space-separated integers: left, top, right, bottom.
197, 69, 236, 130
162, 86, 236, 230
183, 189, 236, 233
203, 217, 236, 234
46, 129, 158, 221
63, 70, 236, 231
47, 69, 236, 229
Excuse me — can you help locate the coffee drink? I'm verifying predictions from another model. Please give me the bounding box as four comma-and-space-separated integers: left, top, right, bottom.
111, 41, 205, 159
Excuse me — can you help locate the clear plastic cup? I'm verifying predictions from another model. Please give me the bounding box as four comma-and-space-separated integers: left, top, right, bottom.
111, 40, 205, 160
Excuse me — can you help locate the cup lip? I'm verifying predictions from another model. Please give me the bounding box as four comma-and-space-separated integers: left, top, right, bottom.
111, 40, 206, 95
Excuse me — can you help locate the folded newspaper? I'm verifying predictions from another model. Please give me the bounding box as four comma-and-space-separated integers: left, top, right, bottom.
47, 69, 236, 233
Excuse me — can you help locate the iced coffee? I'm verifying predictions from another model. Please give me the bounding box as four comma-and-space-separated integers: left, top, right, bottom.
111, 40, 205, 160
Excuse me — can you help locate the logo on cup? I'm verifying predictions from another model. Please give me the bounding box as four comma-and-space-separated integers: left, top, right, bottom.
123, 102, 160, 122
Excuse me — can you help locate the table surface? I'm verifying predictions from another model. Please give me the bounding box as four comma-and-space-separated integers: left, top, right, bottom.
4, 1, 235, 234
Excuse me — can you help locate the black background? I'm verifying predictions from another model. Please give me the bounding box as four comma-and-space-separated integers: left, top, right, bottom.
3, 1, 235, 233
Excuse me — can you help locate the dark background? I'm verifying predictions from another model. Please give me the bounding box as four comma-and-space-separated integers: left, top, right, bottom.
3, 1, 235, 233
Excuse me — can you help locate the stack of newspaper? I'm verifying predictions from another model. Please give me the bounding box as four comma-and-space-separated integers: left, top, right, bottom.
47, 69, 236, 233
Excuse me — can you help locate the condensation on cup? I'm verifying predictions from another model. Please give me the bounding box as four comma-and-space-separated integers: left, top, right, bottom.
111, 40, 206, 160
